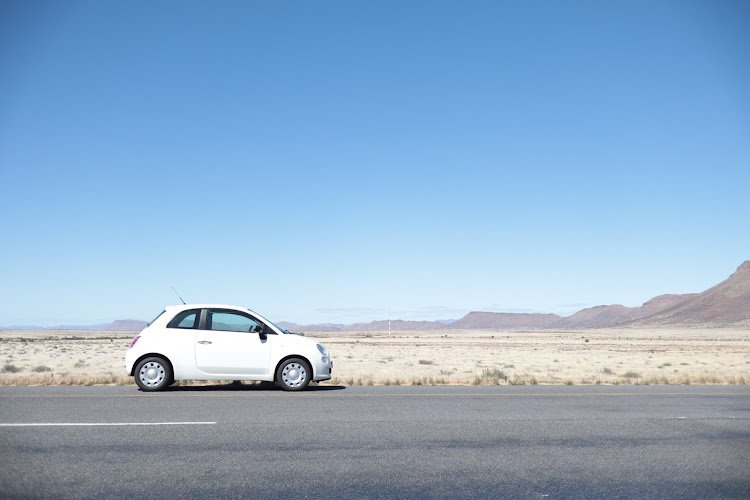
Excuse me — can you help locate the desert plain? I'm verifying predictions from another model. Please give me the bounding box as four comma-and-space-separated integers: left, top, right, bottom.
1, 326, 749, 386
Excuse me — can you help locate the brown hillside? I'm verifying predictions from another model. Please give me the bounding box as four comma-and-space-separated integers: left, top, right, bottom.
639, 293, 697, 314
632, 261, 750, 325
560, 293, 699, 328
449, 311, 563, 329
559, 305, 636, 329
277, 261, 749, 331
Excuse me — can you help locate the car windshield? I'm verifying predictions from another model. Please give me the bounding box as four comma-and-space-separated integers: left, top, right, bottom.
247, 309, 291, 334
267, 319, 291, 334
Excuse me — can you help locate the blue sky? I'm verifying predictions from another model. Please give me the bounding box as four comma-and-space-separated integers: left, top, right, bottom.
1, 0, 748, 326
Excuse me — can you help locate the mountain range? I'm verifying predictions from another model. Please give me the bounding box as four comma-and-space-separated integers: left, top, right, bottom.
280, 261, 750, 331
3, 261, 748, 332
3, 319, 150, 332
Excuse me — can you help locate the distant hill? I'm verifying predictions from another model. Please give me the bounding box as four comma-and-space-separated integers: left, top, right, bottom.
0, 320, 146, 332
557, 304, 634, 329
452, 262, 748, 329
288, 261, 750, 331
451, 311, 563, 329
100, 320, 149, 332
277, 322, 347, 333
628, 261, 750, 325
350, 320, 449, 331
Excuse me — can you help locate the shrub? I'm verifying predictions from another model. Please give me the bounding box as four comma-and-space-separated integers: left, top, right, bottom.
481, 367, 507, 382
2, 363, 21, 373
33, 365, 52, 373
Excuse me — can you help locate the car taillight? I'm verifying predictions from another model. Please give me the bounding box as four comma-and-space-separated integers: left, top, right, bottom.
129, 336, 141, 348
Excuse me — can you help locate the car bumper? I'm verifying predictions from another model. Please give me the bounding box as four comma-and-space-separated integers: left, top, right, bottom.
314, 360, 332, 381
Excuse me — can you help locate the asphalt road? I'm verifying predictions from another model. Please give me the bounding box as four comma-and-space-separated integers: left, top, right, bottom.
1, 385, 748, 499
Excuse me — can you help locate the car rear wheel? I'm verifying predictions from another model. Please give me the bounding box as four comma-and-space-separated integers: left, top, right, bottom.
276, 358, 311, 391
135, 357, 172, 391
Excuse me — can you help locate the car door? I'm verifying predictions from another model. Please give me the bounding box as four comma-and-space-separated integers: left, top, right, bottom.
194, 308, 272, 376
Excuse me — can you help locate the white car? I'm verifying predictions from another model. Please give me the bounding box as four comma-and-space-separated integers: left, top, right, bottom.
125, 304, 332, 391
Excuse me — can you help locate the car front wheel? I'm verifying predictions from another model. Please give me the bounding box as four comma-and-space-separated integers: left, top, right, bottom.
276, 358, 311, 391
134, 357, 172, 391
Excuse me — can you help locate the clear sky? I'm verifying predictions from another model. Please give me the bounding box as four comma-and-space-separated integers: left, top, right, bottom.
1, 0, 748, 327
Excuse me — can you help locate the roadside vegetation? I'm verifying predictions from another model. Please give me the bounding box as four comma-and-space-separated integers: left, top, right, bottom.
1, 328, 748, 387
0, 372, 745, 387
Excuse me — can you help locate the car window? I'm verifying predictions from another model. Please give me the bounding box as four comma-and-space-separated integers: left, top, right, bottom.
207, 309, 262, 333
167, 309, 201, 329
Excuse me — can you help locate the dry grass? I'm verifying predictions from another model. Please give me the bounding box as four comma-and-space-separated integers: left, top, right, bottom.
0, 374, 132, 386
1, 327, 749, 387
315, 326, 750, 386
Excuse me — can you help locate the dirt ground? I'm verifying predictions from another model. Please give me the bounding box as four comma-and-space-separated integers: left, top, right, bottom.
1, 327, 748, 386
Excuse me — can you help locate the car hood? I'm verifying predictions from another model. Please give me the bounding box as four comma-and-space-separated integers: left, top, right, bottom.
283, 333, 319, 347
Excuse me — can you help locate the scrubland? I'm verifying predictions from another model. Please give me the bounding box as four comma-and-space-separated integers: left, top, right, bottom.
316, 328, 750, 386
1, 327, 748, 386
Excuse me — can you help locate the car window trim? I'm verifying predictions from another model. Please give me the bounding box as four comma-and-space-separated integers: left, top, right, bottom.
198, 308, 208, 330
204, 308, 276, 334
167, 308, 202, 329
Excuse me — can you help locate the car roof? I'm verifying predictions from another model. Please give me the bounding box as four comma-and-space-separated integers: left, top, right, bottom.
165, 304, 250, 312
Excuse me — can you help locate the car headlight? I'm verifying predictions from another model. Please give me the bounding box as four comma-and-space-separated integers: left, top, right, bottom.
317, 343, 330, 364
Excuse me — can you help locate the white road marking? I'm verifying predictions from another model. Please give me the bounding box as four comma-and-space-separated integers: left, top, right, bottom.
0, 422, 216, 427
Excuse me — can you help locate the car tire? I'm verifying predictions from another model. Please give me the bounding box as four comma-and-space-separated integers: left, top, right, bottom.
134, 356, 172, 391
276, 358, 311, 391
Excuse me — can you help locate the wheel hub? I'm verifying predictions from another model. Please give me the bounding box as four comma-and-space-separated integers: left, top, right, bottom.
139, 362, 164, 387
282, 363, 306, 387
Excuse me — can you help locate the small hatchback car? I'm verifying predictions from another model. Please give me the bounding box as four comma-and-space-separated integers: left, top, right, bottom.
125, 304, 332, 391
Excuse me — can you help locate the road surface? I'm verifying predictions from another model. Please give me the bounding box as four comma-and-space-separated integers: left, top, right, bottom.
1, 385, 748, 499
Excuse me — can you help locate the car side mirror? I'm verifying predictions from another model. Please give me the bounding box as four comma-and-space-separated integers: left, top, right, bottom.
258, 324, 267, 340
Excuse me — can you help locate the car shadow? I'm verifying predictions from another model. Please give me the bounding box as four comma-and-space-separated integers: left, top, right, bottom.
160, 382, 346, 392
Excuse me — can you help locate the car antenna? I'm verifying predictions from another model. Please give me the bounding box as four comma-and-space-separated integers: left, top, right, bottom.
171, 286, 186, 305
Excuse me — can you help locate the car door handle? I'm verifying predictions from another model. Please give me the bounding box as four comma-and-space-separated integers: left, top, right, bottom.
197, 340, 212, 345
